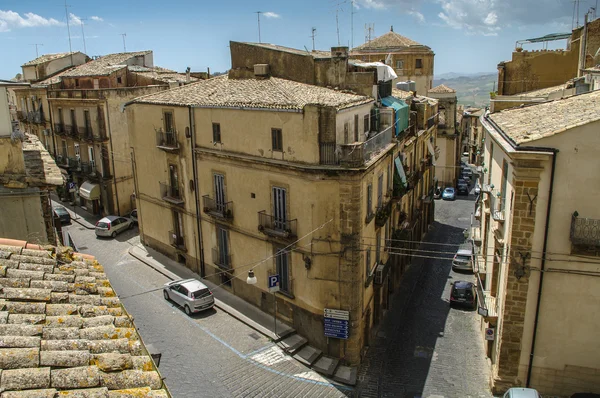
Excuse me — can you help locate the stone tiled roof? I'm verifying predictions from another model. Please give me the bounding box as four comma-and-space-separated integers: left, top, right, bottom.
391, 88, 413, 99
21, 134, 63, 187
21, 53, 77, 67
518, 84, 569, 98
429, 84, 456, 94
488, 90, 600, 144
132, 69, 198, 84
62, 51, 152, 77
0, 241, 169, 397
353, 31, 427, 51
132, 75, 374, 110
583, 65, 600, 72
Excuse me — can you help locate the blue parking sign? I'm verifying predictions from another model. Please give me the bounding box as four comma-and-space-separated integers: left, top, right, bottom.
268, 274, 280, 293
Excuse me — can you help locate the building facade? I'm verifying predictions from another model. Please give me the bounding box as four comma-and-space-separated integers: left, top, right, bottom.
14, 51, 195, 216
351, 27, 435, 95
128, 57, 437, 365
428, 84, 458, 188
460, 107, 484, 166
473, 90, 600, 395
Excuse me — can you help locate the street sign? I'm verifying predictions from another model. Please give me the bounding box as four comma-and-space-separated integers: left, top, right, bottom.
324, 308, 350, 339
485, 328, 495, 341
268, 274, 280, 293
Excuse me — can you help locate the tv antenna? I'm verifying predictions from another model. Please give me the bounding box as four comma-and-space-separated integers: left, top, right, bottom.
331, 0, 346, 46
310, 27, 317, 51
120, 33, 127, 52
80, 18, 88, 54
30, 43, 44, 58
364, 23, 375, 44
255, 11, 262, 43
64, 1, 73, 64
572, 0, 581, 29
351, 0, 357, 49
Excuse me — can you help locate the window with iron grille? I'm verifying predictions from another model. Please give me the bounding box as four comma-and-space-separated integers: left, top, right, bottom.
377, 174, 383, 208
376, 230, 381, 264
367, 184, 373, 217
212, 123, 221, 143
271, 128, 283, 152
366, 248, 371, 279
354, 114, 359, 142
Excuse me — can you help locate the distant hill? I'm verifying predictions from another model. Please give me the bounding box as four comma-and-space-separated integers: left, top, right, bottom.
433, 73, 498, 107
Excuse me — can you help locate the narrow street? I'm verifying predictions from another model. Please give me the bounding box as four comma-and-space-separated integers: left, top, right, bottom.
62, 216, 353, 398
356, 189, 493, 397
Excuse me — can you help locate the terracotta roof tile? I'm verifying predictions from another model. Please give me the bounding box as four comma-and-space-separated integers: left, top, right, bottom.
488, 90, 600, 144
352, 31, 428, 51
132, 75, 374, 110
0, 243, 169, 396
21, 53, 78, 67
62, 51, 152, 77
429, 84, 456, 93
21, 134, 63, 187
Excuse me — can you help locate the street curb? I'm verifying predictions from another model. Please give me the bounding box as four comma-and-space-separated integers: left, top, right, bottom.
127, 247, 279, 341
72, 217, 95, 230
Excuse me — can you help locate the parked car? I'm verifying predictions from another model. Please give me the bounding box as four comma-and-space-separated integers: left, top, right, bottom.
442, 187, 456, 201
95, 215, 134, 238
452, 244, 474, 272
457, 183, 469, 195
163, 278, 215, 315
128, 209, 138, 224
53, 206, 71, 225
474, 183, 481, 195
503, 388, 542, 398
450, 281, 477, 309
433, 187, 442, 200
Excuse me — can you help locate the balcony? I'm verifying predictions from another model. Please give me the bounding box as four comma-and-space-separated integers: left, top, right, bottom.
56, 155, 68, 167
258, 211, 297, 239
202, 195, 233, 221
54, 123, 65, 135
160, 182, 184, 206
212, 247, 232, 270
491, 196, 505, 222
319, 126, 393, 167
79, 126, 94, 142
168, 231, 186, 250
481, 184, 494, 194
375, 201, 392, 228
17, 111, 26, 121
475, 273, 498, 320
64, 124, 78, 137
67, 157, 80, 169
26, 111, 43, 124
156, 130, 179, 152
570, 213, 600, 251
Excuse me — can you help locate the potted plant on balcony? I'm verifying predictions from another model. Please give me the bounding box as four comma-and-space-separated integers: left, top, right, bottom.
392, 174, 407, 200
375, 202, 391, 228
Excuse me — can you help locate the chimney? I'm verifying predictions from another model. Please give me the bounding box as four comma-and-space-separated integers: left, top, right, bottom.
185, 67, 191, 83
391, 25, 394, 32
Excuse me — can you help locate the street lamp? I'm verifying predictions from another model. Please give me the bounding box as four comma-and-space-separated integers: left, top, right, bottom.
246, 270, 257, 285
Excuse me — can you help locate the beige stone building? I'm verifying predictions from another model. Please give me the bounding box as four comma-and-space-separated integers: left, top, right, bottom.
127, 44, 437, 365
14, 51, 195, 216
460, 107, 484, 166
473, 90, 600, 395
0, 83, 62, 244
428, 84, 458, 187
351, 27, 434, 95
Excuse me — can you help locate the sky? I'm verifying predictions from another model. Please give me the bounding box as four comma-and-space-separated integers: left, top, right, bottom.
0, 0, 593, 80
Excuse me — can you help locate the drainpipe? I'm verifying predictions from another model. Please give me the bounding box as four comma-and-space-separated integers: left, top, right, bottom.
104, 100, 120, 215
188, 105, 205, 276
526, 148, 558, 387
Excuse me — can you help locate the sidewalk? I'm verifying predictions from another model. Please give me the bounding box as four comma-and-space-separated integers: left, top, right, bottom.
51, 194, 99, 230
128, 243, 295, 341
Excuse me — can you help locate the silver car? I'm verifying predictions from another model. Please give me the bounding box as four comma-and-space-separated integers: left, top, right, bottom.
95, 215, 134, 238
163, 279, 215, 315
452, 245, 474, 272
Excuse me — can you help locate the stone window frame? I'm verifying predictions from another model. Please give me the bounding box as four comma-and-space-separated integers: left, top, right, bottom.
415, 58, 423, 69
271, 128, 283, 152
396, 60, 404, 70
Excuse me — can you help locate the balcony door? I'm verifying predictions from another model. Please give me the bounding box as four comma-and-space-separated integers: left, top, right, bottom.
169, 165, 179, 197
272, 187, 287, 230
88, 147, 95, 169
217, 226, 229, 267
214, 174, 226, 212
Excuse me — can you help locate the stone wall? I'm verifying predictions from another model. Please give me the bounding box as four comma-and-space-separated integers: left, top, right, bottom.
493, 162, 541, 393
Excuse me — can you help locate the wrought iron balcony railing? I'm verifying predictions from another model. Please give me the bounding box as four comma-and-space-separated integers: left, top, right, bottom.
160, 182, 184, 205
202, 195, 233, 220
168, 231, 186, 250
491, 195, 505, 222
54, 123, 65, 135
156, 130, 179, 151
570, 213, 600, 250
258, 211, 297, 239
212, 247, 232, 270
319, 126, 393, 167
375, 201, 392, 228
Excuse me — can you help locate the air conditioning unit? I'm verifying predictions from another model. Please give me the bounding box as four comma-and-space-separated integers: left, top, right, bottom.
254, 64, 270, 77
374, 263, 386, 285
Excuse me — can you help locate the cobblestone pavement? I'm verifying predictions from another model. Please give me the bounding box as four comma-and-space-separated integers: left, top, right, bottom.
64, 223, 354, 398
356, 193, 493, 398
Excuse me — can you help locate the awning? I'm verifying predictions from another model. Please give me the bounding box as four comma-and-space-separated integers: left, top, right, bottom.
394, 155, 407, 185
79, 181, 100, 200
351, 61, 398, 82
381, 96, 409, 135
426, 141, 437, 166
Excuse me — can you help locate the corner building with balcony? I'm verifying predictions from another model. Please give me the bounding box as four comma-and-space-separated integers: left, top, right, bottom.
127, 58, 437, 364
472, 90, 600, 396
14, 51, 196, 216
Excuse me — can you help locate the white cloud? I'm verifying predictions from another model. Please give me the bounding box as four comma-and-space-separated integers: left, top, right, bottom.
408, 10, 425, 24
356, 0, 388, 9
263, 12, 280, 19
90, 16, 103, 22
436, 0, 573, 35
0, 10, 63, 32
69, 13, 82, 25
